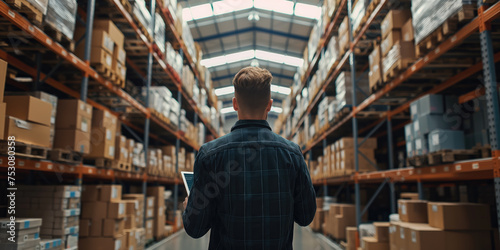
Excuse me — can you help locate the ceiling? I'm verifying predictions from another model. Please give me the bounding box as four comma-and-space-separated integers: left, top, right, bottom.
180, 0, 321, 106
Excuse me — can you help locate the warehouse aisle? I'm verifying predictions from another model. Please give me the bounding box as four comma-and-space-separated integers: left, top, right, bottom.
156, 225, 340, 250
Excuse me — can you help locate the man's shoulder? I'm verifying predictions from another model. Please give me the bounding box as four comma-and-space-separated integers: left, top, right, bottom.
199, 131, 302, 157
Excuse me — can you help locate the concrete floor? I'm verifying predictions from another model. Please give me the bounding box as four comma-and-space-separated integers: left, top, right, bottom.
153, 224, 341, 250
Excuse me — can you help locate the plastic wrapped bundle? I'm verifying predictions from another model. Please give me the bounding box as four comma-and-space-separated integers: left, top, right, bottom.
181, 21, 196, 58
335, 71, 369, 110
351, 0, 369, 33
45, 0, 77, 39
411, 0, 472, 44
155, 13, 166, 54
130, 0, 152, 35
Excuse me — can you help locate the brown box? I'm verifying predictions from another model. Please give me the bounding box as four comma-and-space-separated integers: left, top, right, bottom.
80, 219, 90, 237
0, 59, 6, 102
400, 193, 419, 200
90, 218, 104, 237
381, 30, 402, 56
339, 33, 350, 55
4, 95, 52, 126
124, 200, 138, 216
427, 202, 491, 230
53, 128, 90, 153
402, 19, 414, 42
103, 219, 125, 238
337, 137, 377, 150
124, 215, 135, 230
0, 103, 6, 140
374, 222, 390, 243
75, 28, 114, 55
398, 200, 428, 223
5, 116, 51, 148
82, 185, 122, 202
153, 215, 165, 238
407, 223, 445, 250
145, 219, 153, 240
89, 47, 113, 69
381, 10, 411, 38
346, 227, 357, 250
93, 20, 125, 50
362, 236, 389, 250
81, 202, 108, 219
124, 229, 136, 250
396, 222, 411, 250
369, 64, 382, 90
147, 186, 164, 208
146, 197, 155, 209
108, 201, 126, 219
445, 230, 492, 250
388, 222, 399, 250
92, 109, 117, 128
55, 99, 92, 132
88, 127, 116, 159
339, 16, 349, 36
79, 235, 125, 250
114, 61, 126, 82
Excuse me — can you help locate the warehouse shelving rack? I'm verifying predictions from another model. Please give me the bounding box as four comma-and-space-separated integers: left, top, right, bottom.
0, 0, 218, 241
281, 0, 500, 245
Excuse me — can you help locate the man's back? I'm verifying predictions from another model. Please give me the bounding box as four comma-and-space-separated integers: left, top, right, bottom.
183, 120, 316, 250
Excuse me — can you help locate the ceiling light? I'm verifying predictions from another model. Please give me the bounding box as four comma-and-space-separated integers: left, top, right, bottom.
201, 49, 303, 68
250, 59, 260, 67
254, 0, 294, 15
188, 3, 213, 20
214, 86, 235, 96
294, 3, 322, 19
248, 11, 260, 21
221, 106, 283, 115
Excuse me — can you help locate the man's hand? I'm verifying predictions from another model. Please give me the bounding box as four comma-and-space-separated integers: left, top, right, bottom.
183, 196, 188, 210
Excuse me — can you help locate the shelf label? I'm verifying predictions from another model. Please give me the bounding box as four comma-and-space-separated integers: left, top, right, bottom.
431, 168, 436, 173
88, 169, 92, 173
46, 38, 52, 45
47, 164, 53, 170
35, 163, 40, 169
8, 10, 15, 18
18, 161, 24, 167
451, 35, 457, 43
472, 163, 479, 169
62, 50, 67, 57
444, 166, 449, 172
435, 47, 440, 54
28, 26, 34, 33
455, 165, 461, 171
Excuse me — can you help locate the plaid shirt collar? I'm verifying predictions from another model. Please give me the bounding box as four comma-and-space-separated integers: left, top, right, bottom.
230, 119, 272, 132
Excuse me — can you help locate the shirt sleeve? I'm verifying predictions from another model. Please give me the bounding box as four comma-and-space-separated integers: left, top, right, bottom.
293, 150, 317, 226
182, 148, 215, 238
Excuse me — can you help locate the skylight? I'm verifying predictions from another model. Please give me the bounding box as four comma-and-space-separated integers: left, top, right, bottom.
215, 84, 291, 97
220, 106, 283, 114
200, 50, 304, 68
182, 0, 321, 21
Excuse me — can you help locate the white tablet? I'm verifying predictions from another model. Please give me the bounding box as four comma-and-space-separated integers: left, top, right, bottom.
181, 171, 194, 195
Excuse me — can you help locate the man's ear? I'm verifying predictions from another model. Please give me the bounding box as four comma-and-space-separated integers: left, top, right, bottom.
266, 99, 273, 112
232, 97, 239, 111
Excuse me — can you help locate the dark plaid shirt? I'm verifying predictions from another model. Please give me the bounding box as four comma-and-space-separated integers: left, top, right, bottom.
183, 120, 316, 249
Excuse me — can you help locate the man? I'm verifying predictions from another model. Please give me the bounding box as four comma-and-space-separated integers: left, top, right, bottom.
183, 66, 316, 249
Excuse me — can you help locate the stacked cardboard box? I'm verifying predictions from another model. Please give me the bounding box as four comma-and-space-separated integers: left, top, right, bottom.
380, 10, 414, 82
405, 94, 462, 157
324, 204, 356, 239
145, 197, 155, 241
16, 185, 81, 249
40, 238, 64, 250
129, 0, 153, 40
338, 17, 350, 55
310, 198, 326, 231
54, 99, 92, 154
335, 72, 370, 110
332, 137, 377, 176
346, 227, 358, 250
80, 185, 129, 250
368, 44, 383, 92
361, 222, 390, 250
114, 135, 130, 168
4, 95, 52, 148
0, 218, 43, 249
351, 0, 369, 34
132, 142, 146, 169
147, 187, 166, 239
389, 201, 492, 250
87, 109, 117, 160
76, 20, 126, 87
154, 12, 166, 55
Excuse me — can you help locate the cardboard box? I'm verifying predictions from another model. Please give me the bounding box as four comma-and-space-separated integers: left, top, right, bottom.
388, 222, 399, 250
374, 222, 390, 242
407, 223, 445, 250
427, 202, 491, 230
0, 59, 6, 102
124, 215, 135, 230
124, 229, 136, 250
53, 128, 90, 153
0, 103, 5, 140
145, 219, 153, 240
56, 99, 92, 132
90, 218, 103, 237
93, 20, 125, 49
79, 219, 90, 237
153, 215, 165, 238
381, 10, 411, 38
92, 109, 117, 128
445, 230, 492, 250
5, 95, 52, 126
79, 235, 125, 250
381, 30, 402, 56
346, 227, 357, 250
362, 236, 389, 250
146, 197, 155, 209
147, 186, 164, 208
108, 201, 126, 219
124, 200, 138, 216
339, 16, 349, 36
88, 127, 116, 159
82, 185, 122, 202
81, 202, 108, 219
103, 219, 125, 238
402, 18, 414, 42
75, 28, 114, 55
5, 116, 51, 148
398, 200, 428, 223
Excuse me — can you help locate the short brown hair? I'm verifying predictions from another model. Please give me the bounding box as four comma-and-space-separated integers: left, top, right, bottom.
233, 67, 273, 114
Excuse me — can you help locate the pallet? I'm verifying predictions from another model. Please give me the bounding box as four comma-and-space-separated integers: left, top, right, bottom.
48, 149, 83, 164
132, 14, 154, 42
93, 63, 114, 80
120, 0, 132, 13
149, 108, 171, 126
427, 149, 480, 165
83, 157, 114, 168
334, 106, 352, 122
5, 0, 43, 27
0, 141, 48, 159
370, 77, 384, 94
415, 5, 475, 58
407, 155, 428, 167
43, 25, 75, 52
383, 58, 414, 82
353, 0, 381, 37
